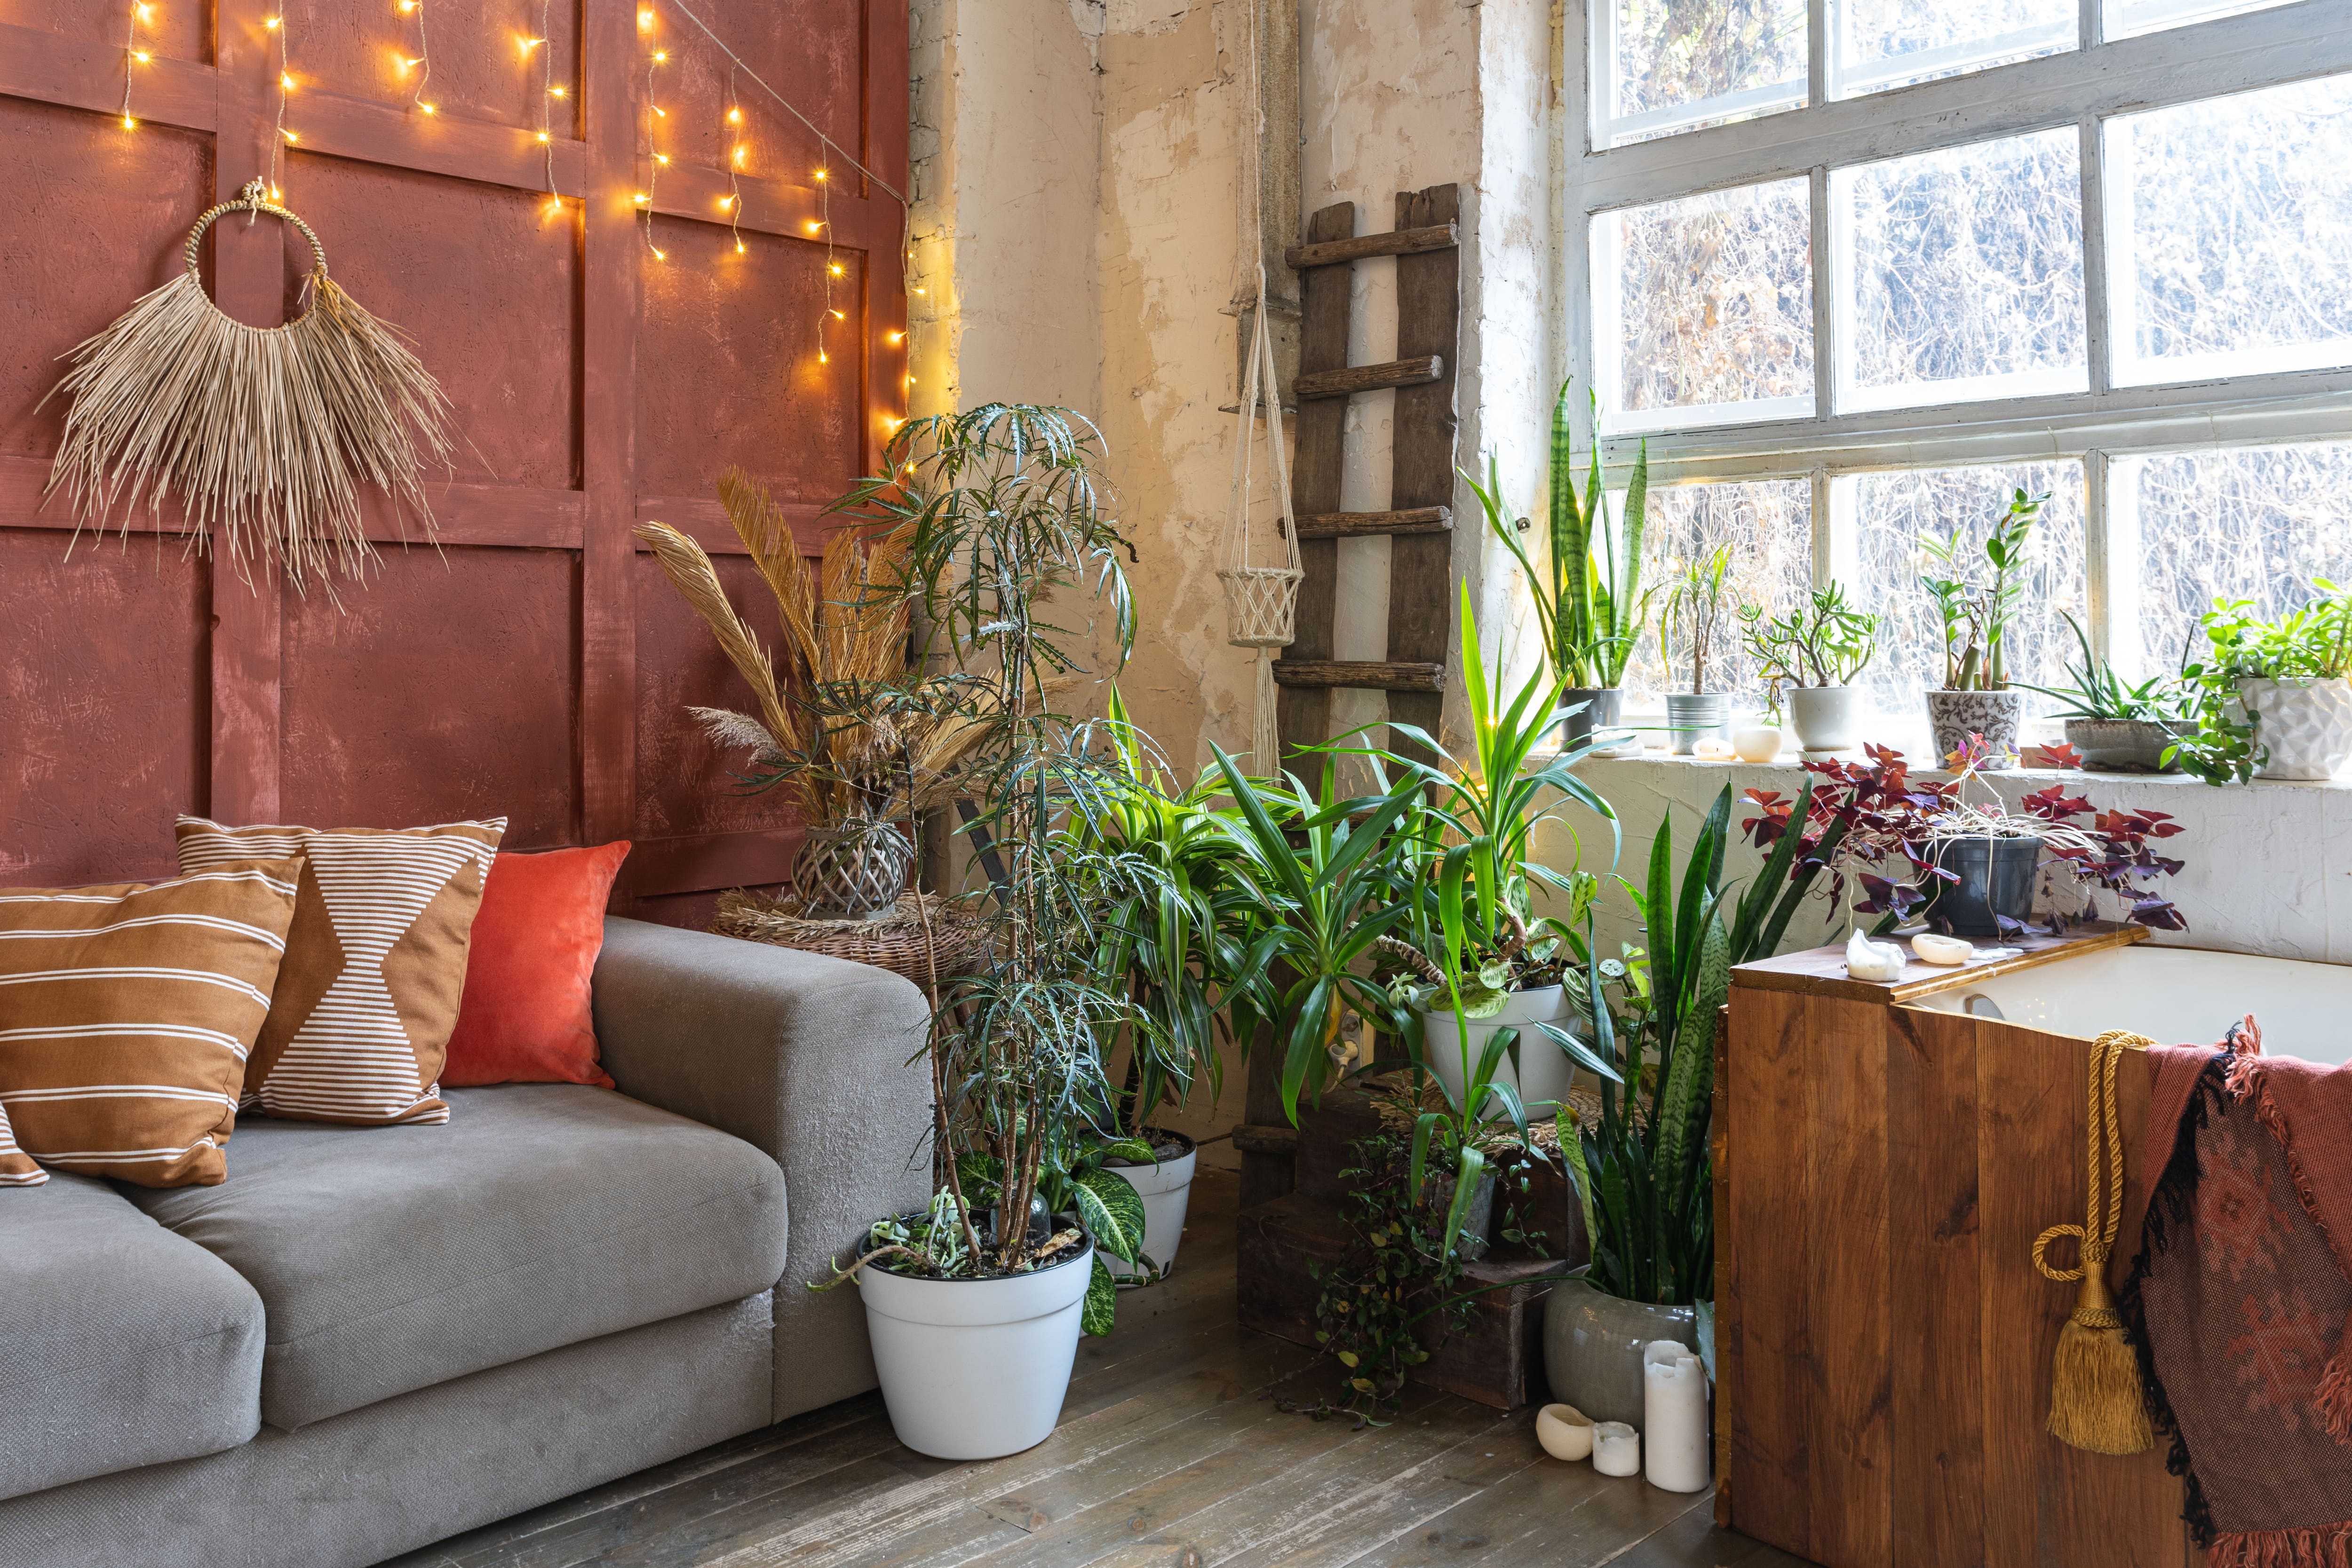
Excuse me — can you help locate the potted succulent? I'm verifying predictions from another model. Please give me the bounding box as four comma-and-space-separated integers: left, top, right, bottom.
811, 405, 1161, 1461
1659, 545, 1736, 755
2012, 611, 2188, 773
2169, 585, 2352, 783
1919, 488, 2043, 771
1472, 380, 1654, 749
1738, 582, 1880, 756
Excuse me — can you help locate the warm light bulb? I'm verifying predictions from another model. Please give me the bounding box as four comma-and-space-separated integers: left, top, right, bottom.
281, 128, 297, 141
636, 6, 652, 27
913, 287, 925, 295
726, 107, 741, 124
268, 183, 281, 199
136, 3, 153, 19
535, 130, 549, 143
652, 48, 667, 61
818, 349, 828, 364
732, 145, 747, 166
519, 35, 543, 55
264, 14, 281, 26
279, 71, 294, 88
828, 262, 843, 276
132, 49, 151, 61
419, 100, 437, 113
830, 309, 846, 320
548, 84, 565, 96
544, 195, 562, 214
651, 246, 666, 260
651, 104, 665, 117
653, 152, 668, 165
718, 194, 734, 209
886, 330, 903, 344
814, 169, 827, 182
398, 0, 416, 11
122, 114, 137, 129
734, 239, 746, 253
803, 220, 819, 233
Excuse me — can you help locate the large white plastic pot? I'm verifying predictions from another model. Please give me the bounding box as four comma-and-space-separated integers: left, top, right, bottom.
2241, 676, 2352, 780
1104, 1135, 1197, 1280
1418, 986, 1577, 1117
857, 1232, 1094, 1459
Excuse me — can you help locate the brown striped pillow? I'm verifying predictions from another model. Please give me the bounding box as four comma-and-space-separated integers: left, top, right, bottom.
176, 817, 504, 1126
0, 861, 303, 1187
0, 1101, 44, 1186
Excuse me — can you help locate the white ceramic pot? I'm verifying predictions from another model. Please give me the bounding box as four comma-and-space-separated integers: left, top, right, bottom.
1731, 721, 1783, 763
857, 1232, 1095, 1459
1103, 1135, 1196, 1279
1788, 685, 1865, 754
1418, 986, 1577, 1117
2241, 677, 2352, 781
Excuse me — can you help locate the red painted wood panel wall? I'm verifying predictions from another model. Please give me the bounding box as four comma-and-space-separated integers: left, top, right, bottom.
0, 0, 908, 923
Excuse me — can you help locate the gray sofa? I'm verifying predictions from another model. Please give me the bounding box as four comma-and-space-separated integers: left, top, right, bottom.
0, 918, 933, 1568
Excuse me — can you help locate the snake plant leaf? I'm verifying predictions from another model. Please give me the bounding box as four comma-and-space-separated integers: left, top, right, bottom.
1081, 1255, 1117, 1337
1533, 1019, 1621, 1084
1656, 905, 1729, 1206
1562, 1113, 1601, 1256
1073, 1168, 1148, 1266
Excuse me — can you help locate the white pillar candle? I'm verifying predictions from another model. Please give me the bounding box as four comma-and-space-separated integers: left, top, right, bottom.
1643, 1340, 1711, 1493
1592, 1421, 1640, 1477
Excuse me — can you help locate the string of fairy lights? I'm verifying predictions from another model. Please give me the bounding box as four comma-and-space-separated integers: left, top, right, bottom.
115, 0, 914, 416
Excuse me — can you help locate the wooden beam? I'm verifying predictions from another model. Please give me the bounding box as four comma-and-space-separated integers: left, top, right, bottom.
1291, 506, 1451, 540
1274, 201, 1354, 773
1292, 356, 1443, 401
632, 495, 833, 558
1387, 184, 1464, 767
1283, 222, 1456, 269
649, 164, 901, 254
1271, 660, 1444, 693
0, 23, 217, 132
285, 87, 588, 200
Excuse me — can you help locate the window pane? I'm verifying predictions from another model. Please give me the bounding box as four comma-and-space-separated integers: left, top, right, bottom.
1847, 462, 2088, 721
1607, 0, 1807, 147
2112, 442, 2352, 684
1830, 0, 2074, 99
1833, 129, 2087, 412
1620, 479, 1814, 711
1595, 179, 1816, 432
2106, 0, 2300, 40
2108, 74, 2352, 387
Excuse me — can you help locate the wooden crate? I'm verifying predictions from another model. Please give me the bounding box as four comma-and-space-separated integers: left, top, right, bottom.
1716, 923, 2189, 1568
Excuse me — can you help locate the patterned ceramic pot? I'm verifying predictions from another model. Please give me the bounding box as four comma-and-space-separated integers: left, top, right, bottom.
1924, 689, 2024, 770
2240, 677, 2352, 781
1542, 1275, 1698, 1427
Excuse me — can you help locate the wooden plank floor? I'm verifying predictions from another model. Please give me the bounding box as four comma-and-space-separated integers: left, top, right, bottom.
384, 1170, 1814, 1568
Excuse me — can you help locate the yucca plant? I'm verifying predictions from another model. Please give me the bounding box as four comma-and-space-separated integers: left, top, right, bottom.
1472, 380, 1653, 690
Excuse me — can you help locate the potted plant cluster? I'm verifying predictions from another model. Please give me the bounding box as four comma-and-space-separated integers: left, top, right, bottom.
2168, 583, 2352, 784
1739, 582, 1881, 757
1472, 380, 1654, 749
2014, 611, 2190, 773
811, 405, 1170, 1462
1659, 544, 1736, 755
1918, 488, 2044, 770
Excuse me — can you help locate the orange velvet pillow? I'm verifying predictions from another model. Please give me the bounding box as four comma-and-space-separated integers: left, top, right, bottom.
441, 842, 630, 1088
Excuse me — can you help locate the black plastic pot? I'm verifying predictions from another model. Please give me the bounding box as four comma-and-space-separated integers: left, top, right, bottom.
1925, 835, 2041, 937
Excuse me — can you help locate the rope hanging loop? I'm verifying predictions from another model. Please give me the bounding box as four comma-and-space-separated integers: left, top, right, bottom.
2035, 1027, 2159, 1456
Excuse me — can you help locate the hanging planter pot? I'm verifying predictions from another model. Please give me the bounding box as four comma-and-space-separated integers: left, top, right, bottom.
857, 1225, 1096, 1460
1102, 1131, 1197, 1281
2240, 676, 2352, 780
790, 818, 914, 920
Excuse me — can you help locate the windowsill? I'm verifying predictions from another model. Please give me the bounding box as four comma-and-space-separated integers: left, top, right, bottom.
1558, 743, 2352, 792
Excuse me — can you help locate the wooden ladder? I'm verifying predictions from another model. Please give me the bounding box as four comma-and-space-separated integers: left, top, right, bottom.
1273, 183, 1463, 768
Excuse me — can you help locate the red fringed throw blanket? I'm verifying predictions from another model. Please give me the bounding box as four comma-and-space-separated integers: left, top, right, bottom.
2128, 1021, 2352, 1567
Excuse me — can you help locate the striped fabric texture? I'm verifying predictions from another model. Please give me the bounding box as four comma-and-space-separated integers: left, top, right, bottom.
0, 861, 303, 1187
176, 817, 505, 1127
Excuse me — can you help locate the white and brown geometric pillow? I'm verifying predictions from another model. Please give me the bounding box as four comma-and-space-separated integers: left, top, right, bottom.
175, 817, 504, 1126
0, 861, 303, 1187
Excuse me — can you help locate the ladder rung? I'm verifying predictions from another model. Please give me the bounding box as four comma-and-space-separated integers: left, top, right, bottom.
1292, 507, 1451, 541
1292, 356, 1444, 401
1271, 660, 1445, 694
1284, 223, 1459, 269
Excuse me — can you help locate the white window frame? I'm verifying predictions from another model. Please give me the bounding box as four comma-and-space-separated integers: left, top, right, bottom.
1561, 0, 2352, 689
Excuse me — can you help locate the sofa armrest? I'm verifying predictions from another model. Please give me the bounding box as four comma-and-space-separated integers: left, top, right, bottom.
591, 917, 934, 1422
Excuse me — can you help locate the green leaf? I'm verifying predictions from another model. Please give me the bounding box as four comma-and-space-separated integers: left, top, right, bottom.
1082, 1256, 1117, 1337
1097, 1137, 1159, 1166
1073, 1168, 1149, 1265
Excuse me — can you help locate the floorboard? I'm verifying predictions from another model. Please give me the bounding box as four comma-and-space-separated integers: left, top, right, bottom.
382, 1169, 1815, 1568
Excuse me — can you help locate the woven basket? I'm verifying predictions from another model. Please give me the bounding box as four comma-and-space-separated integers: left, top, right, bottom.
709, 888, 994, 987
1217, 564, 1303, 649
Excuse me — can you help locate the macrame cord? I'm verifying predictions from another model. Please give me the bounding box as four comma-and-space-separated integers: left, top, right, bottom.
1216, 0, 1301, 775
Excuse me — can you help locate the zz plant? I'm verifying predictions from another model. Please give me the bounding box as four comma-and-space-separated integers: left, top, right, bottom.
1921, 488, 2042, 691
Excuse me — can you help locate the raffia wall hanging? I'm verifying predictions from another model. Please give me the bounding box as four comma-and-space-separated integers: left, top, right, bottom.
39, 177, 461, 593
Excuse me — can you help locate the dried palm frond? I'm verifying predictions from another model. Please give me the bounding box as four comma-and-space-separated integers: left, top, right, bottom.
39, 182, 459, 594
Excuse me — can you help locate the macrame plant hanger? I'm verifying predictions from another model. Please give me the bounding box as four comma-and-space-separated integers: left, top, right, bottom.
1216, 0, 1302, 775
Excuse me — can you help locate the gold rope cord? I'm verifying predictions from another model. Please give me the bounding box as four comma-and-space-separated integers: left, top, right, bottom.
39, 178, 460, 594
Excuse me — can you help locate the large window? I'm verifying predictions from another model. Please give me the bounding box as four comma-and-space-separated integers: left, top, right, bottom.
1570, 0, 2352, 727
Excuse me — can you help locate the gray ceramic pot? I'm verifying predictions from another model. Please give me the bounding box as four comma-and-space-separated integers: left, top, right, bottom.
1559, 687, 1623, 750
1924, 689, 2024, 770
1542, 1274, 1698, 1426
2063, 717, 2182, 773
1664, 693, 1732, 756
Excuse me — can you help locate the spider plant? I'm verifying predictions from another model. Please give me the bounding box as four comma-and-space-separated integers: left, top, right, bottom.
1470, 380, 1654, 691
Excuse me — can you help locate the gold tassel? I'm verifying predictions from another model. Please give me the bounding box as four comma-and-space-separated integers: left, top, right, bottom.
2034, 1028, 2157, 1456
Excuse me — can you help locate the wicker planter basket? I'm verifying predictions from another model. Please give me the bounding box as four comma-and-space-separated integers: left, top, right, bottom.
710, 889, 994, 987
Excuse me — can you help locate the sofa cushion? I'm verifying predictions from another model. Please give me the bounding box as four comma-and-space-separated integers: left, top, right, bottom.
0, 1172, 264, 1502
125, 1084, 787, 1431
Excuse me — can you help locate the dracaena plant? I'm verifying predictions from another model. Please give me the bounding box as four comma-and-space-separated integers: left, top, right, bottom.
1920, 488, 2042, 692
1471, 380, 1654, 691
1658, 545, 1735, 695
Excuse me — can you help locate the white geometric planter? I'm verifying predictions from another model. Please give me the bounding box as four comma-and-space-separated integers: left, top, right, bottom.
1104, 1137, 1196, 1280
857, 1234, 1094, 1459
1418, 986, 1577, 1117
2241, 677, 2352, 781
